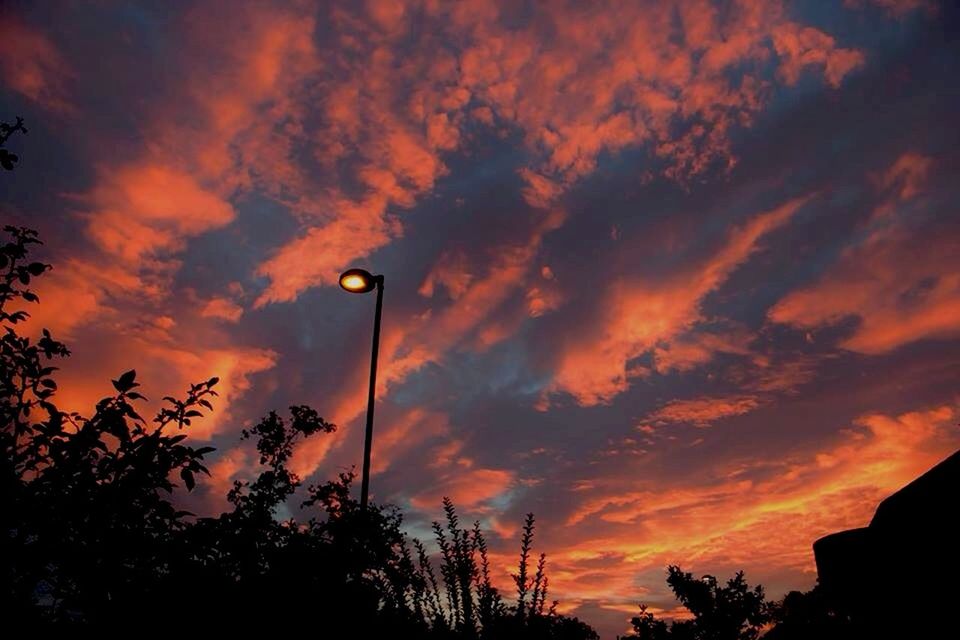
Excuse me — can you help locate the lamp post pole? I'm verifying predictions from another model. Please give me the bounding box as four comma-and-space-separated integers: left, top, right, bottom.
359, 274, 384, 511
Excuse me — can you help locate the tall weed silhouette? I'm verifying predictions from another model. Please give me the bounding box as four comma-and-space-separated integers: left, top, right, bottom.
0, 219, 596, 638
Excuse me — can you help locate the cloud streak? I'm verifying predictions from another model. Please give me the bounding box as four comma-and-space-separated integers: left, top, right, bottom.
546, 196, 812, 406
770, 154, 959, 354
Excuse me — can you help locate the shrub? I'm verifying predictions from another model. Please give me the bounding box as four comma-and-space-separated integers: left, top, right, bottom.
0, 220, 596, 638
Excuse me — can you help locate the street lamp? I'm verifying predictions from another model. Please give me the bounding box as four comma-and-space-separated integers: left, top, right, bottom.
339, 268, 384, 510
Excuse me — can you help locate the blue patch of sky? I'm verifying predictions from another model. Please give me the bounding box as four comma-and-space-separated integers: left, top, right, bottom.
175, 193, 301, 297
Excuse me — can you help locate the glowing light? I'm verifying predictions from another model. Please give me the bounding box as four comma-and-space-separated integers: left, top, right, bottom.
339, 268, 377, 293
341, 274, 367, 291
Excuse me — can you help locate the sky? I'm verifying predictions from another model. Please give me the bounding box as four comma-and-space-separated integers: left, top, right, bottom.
2, 0, 959, 636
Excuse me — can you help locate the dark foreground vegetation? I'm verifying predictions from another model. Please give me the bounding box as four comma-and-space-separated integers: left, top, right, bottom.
0, 226, 601, 638
2, 118, 947, 638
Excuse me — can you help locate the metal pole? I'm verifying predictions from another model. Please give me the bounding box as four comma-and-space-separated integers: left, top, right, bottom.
359, 275, 383, 510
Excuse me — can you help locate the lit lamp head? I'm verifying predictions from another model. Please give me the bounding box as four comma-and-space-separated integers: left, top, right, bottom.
339, 268, 378, 293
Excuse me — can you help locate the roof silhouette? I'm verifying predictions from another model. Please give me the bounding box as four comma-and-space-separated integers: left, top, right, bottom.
869, 448, 960, 530
814, 448, 960, 635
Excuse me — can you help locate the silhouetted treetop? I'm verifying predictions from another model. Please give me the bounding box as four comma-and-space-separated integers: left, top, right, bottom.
1, 222, 597, 639
1, 116, 27, 171
625, 566, 770, 640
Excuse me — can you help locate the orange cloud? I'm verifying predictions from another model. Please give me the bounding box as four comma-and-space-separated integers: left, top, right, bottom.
418, 250, 474, 300
643, 396, 762, 428
200, 297, 244, 323
56, 2, 323, 344
70, 3, 322, 330
252, 124, 452, 304
547, 196, 811, 405
447, 0, 862, 200
83, 163, 235, 266
547, 403, 959, 621
202, 447, 251, 511
874, 151, 933, 202
254, 198, 396, 305
16, 258, 139, 339
369, 408, 449, 475
653, 326, 758, 374
0, 16, 73, 112
526, 283, 564, 319
145, 344, 277, 440
290, 209, 565, 478
410, 467, 515, 511
10, 1, 865, 436
770, 156, 958, 354
771, 23, 865, 88
248, 0, 865, 302
252, 8, 469, 305
52, 332, 277, 441
20, 5, 316, 446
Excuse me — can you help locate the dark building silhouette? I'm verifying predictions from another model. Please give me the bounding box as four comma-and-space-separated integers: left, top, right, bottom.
814, 448, 960, 634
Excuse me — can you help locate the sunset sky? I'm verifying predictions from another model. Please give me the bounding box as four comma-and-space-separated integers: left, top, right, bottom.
2, 0, 959, 636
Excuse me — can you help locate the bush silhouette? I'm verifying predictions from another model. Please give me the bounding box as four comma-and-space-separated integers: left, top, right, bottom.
0, 116, 27, 170
624, 566, 770, 640
1, 223, 223, 626
762, 587, 854, 640
0, 216, 596, 638
622, 567, 865, 640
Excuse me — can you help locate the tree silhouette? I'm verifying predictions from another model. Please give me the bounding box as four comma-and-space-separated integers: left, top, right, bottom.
1, 222, 223, 625
763, 587, 854, 640
0, 217, 596, 638
625, 566, 771, 640
0, 118, 595, 636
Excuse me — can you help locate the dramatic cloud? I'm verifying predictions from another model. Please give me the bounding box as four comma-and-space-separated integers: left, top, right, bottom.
770, 225, 960, 354
289, 208, 566, 478
4, 2, 959, 637
49, 330, 277, 441
84, 163, 235, 266
770, 154, 960, 354
410, 467, 516, 511
252, 0, 864, 304
771, 23, 865, 88
547, 403, 959, 631
201, 296, 245, 323
546, 196, 811, 406
652, 326, 757, 374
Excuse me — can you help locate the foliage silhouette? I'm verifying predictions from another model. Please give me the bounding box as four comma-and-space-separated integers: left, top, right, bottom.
624, 566, 770, 640
0, 116, 27, 171
1, 223, 222, 626
0, 222, 597, 638
762, 587, 854, 640
622, 568, 867, 640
